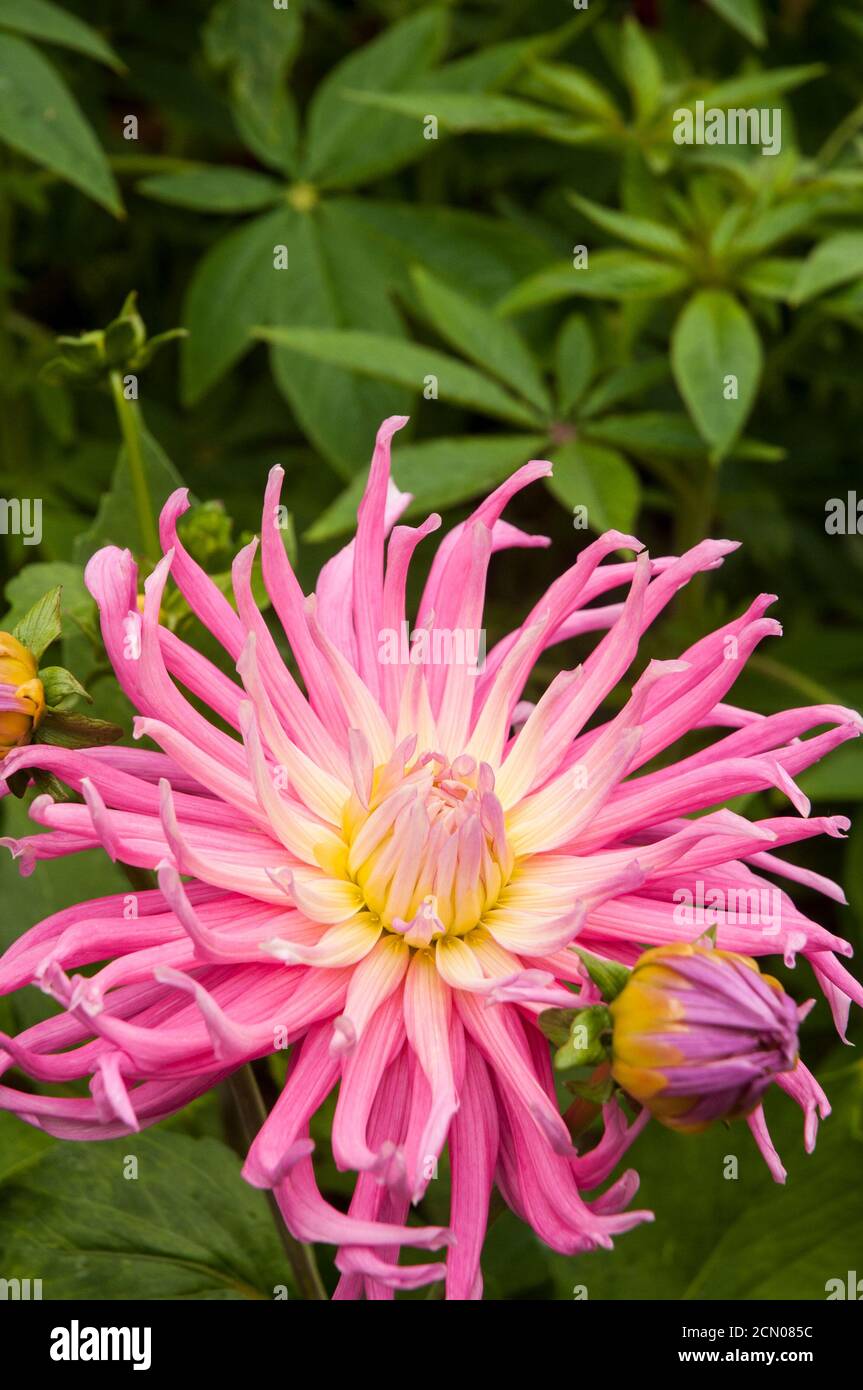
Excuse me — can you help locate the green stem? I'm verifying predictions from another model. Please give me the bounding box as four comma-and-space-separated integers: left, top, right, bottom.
227, 1065, 328, 1302
109, 368, 160, 564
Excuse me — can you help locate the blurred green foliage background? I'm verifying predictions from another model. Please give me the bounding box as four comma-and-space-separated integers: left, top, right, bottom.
0, 0, 862, 1300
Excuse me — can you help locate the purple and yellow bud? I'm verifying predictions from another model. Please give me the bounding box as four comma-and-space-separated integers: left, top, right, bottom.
0, 633, 45, 757
609, 942, 801, 1133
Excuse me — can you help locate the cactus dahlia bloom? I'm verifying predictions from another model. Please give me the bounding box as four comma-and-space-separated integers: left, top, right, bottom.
0, 416, 861, 1299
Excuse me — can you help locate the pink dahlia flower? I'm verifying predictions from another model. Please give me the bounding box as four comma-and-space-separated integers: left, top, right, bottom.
1, 416, 861, 1297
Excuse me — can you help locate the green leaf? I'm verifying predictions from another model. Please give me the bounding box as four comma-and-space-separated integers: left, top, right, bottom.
554, 314, 596, 416
303, 8, 449, 189
731, 197, 825, 260
3, 562, 91, 634
38, 708, 122, 748
704, 0, 766, 46
204, 0, 302, 175
73, 427, 184, 565
738, 256, 804, 302
0, 35, 121, 215
0, 1129, 292, 1299
671, 290, 763, 460
799, 743, 863, 802
305, 434, 548, 542
265, 202, 411, 477
572, 947, 630, 1001
683, 1067, 863, 1298
522, 60, 621, 124
259, 326, 542, 429
38, 664, 91, 708
578, 358, 669, 419
346, 89, 562, 135
10, 586, 61, 661
137, 167, 282, 213
182, 208, 292, 403
550, 1063, 863, 1300
791, 233, 863, 305
0, 1114, 54, 1187
499, 251, 689, 314
699, 63, 824, 109
567, 191, 689, 261
340, 198, 550, 305
546, 438, 641, 534
410, 265, 551, 415
585, 411, 781, 462
0, 0, 123, 70
620, 16, 663, 123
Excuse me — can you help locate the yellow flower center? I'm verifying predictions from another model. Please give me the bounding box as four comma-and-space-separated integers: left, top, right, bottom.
343, 752, 513, 944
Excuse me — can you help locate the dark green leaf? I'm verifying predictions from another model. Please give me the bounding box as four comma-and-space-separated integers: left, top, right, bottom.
0, 0, 122, 70
411, 264, 551, 415
204, 0, 301, 175
671, 290, 763, 460
0, 1129, 292, 1299
554, 314, 596, 416
0, 35, 121, 214
546, 438, 640, 533
137, 167, 283, 213
303, 8, 449, 188
259, 326, 542, 429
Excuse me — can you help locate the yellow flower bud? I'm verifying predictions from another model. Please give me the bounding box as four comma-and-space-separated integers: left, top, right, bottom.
0, 633, 45, 756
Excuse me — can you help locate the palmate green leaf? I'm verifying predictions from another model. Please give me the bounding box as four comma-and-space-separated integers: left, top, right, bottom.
0, 0, 123, 70
704, 0, 766, 46
499, 252, 690, 315
791, 232, 863, 304
567, 191, 690, 261
302, 7, 449, 189
182, 208, 292, 403
340, 199, 551, 305
258, 327, 543, 430
0, 1129, 291, 1299
73, 427, 185, 565
555, 315, 596, 416
306, 433, 548, 542
546, 438, 640, 534
411, 265, 552, 415
265, 202, 411, 478
0, 35, 121, 215
137, 167, 283, 213
671, 290, 763, 461
578, 358, 670, 419
204, 0, 301, 175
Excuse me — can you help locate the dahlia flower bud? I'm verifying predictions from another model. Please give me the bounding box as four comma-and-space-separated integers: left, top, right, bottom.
0, 632, 45, 757
609, 943, 801, 1132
